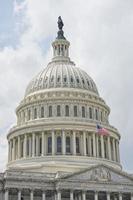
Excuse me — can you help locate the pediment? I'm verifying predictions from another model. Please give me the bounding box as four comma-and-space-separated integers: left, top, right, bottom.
63, 165, 133, 184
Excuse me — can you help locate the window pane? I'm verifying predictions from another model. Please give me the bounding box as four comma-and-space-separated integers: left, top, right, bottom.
49, 106, 52, 117
74, 106, 77, 117
48, 137, 52, 153
65, 105, 69, 116
57, 136, 62, 153
41, 107, 44, 118
89, 107, 92, 119
57, 105, 61, 116
82, 106, 85, 118
95, 109, 98, 120
66, 136, 71, 153
34, 108, 37, 119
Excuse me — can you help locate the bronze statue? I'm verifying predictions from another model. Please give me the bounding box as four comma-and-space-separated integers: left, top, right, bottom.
58, 16, 64, 30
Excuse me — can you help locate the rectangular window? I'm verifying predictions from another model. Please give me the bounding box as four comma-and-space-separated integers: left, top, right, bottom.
57, 105, 61, 116
74, 106, 77, 117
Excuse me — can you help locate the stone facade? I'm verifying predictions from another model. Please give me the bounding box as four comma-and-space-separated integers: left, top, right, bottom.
0, 17, 133, 200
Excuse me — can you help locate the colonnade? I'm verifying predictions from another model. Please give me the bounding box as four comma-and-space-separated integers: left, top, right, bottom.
4, 189, 133, 200
8, 130, 120, 163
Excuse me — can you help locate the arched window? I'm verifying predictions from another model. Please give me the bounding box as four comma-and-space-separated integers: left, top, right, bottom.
57, 76, 61, 82
71, 76, 73, 83
34, 108, 37, 119
82, 106, 85, 118
76, 78, 79, 83
76, 137, 80, 154
57, 136, 62, 153
66, 136, 71, 153
49, 106, 52, 117
57, 105, 61, 117
89, 107, 92, 119
74, 106, 77, 117
48, 137, 52, 154
28, 109, 31, 120
65, 105, 69, 117
95, 109, 98, 120
64, 76, 67, 82
41, 107, 44, 118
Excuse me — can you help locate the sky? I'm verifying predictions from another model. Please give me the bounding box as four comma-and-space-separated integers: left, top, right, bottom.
0, 0, 133, 172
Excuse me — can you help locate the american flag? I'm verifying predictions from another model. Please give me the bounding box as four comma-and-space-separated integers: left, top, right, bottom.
96, 124, 109, 136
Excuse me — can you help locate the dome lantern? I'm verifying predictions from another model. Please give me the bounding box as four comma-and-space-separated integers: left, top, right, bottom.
52, 16, 70, 62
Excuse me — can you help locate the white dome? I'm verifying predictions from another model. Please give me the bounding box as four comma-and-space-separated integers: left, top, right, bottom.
7, 18, 121, 173
25, 62, 99, 97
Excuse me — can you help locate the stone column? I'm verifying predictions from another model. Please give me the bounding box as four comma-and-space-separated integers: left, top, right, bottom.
96, 135, 99, 157
62, 130, 66, 155
88, 134, 92, 156
5, 189, 9, 200
107, 136, 111, 160
36, 134, 39, 156
70, 190, 74, 200
42, 132, 45, 156
13, 138, 16, 160
18, 136, 21, 159
9, 141, 11, 161
44, 132, 47, 156
72, 131, 76, 155
94, 191, 98, 200
57, 191, 61, 200
83, 132, 86, 156
29, 136, 32, 157
82, 191, 86, 200
107, 192, 110, 200
92, 133, 96, 157
24, 134, 27, 158
18, 190, 21, 200
42, 191, 46, 200
116, 140, 120, 162
101, 135, 105, 158
119, 193, 122, 200
30, 190, 34, 200
52, 130, 55, 155
112, 138, 116, 161
32, 133, 35, 157
8, 141, 10, 162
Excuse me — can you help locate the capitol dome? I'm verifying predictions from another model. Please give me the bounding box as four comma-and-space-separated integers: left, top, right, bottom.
7, 17, 121, 174
25, 62, 99, 97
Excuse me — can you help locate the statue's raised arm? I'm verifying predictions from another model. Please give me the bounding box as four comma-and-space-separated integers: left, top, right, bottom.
58, 16, 64, 30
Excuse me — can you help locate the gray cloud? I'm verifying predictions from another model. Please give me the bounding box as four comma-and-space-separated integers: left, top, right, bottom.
0, 0, 133, 172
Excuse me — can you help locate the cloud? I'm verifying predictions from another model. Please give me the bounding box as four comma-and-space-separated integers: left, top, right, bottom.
0, 0, 133, 172
13, 0, 26, 15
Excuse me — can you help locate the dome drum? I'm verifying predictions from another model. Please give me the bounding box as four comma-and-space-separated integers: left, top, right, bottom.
7, 128, 121, 172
